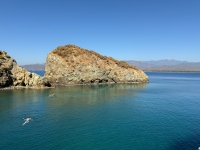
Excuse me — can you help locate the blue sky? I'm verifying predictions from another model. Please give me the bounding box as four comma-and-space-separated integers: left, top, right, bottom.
0, 0, 199, 65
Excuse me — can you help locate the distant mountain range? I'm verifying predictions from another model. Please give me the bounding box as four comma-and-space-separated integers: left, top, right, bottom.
22, 63, 45, 70
126, 59, 200, 72
22, 59, 200, 72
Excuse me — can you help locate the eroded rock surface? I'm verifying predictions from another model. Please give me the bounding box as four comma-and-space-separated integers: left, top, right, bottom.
0, 51, 52, 88
44, 44, 149, 85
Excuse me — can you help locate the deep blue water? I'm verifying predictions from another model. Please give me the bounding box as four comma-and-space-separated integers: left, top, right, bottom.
29, 70, 45, 76
0, 72, 200, 150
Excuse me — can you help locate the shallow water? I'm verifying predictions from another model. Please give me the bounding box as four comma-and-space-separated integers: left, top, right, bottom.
0, 72, 200, 150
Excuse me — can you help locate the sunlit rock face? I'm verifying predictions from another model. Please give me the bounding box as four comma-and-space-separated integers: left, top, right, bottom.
0, 50, 52, 88
44, 44, 149, 85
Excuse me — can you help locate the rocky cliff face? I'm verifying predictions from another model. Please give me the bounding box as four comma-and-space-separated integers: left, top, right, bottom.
0, 51, 51, 88
44, 44, 149, 85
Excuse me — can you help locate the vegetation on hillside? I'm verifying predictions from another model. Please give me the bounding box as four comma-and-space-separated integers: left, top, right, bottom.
0, 51, 11, 60
0, 51, 11, 70
52, 44, 138, 69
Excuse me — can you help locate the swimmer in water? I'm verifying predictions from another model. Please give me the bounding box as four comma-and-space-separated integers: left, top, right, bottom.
49, 93, 55, 97
22, 117, 32, 125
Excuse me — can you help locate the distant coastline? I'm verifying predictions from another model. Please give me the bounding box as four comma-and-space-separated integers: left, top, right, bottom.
22, 63, 45, 71
126, 59, 200, 72
144, 70, 200, 73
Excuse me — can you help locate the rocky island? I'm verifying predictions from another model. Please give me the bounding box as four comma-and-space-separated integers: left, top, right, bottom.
44, 44, 149, 85
0, 51, 51, 89
0, 44, 149, 89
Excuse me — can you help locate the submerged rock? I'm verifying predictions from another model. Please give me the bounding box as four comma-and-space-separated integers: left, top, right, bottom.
44, 44, 149, 85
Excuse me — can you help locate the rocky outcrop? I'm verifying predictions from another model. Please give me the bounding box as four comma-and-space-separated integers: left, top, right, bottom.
44, 44, 149, 85
0, 51, 52, 88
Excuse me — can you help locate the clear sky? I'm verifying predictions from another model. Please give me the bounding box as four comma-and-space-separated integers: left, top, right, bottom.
0, 0, 199, 65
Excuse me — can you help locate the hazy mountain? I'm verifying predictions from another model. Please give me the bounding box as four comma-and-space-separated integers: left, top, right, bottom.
126, 59, 200, 72
22, 63, 45, 70
144, 59, 188, 66
144, 62, 200, 72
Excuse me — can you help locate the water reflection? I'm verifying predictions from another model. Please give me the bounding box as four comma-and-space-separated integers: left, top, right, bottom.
0, 88, 49, 114
0, 83, 147, 113
48, 83, 147, 106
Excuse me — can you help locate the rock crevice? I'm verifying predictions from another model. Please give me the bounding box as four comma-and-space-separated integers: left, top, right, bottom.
0, 51, 52, 88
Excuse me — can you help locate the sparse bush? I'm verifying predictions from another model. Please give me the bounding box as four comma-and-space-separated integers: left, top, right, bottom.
5, 55, 11, 58
0, 55, 4, 59
0, 66, 9, 70
52, 44, 138, 70
74, 53, 79, 57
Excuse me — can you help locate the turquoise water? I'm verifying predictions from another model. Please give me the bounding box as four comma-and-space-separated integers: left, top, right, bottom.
0, 72, 200, 150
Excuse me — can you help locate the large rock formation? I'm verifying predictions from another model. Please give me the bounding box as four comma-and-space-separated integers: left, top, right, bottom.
0, 51, 51, 88
44, 44, 149, 85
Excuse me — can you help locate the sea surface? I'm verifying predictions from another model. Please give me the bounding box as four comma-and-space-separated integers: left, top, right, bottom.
0, 72, 200, 150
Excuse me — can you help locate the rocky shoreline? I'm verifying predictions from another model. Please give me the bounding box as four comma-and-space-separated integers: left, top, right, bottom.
0, 85, 55, 90
0, 50, 53, 89
0, 44, 149, 89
